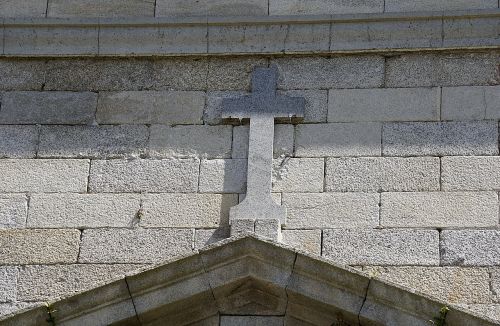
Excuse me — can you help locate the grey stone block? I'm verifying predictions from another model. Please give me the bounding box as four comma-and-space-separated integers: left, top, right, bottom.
281, 229, 321, 255
441, 86, 500, 120
230, 219, 255, 237
199, 159, 247, 193
0, 126, 38, 158
273, 56, 384, 89
269, 0, 383, 14
0, 302, 41, 318
442, 156, 500, 191
255, 219, 281, 241
323, 229, 440, 265
0, 267, 17, 303
492, 270, 500, 302
0, 303, 48, 324
220, 316, 283, 326
328, 88, 440, 122
79, 228, 193, 263
0, 59, 46, 91
156, 0, 268, 16
239, 192, 281, 204
381, 192, 498, 228
47, 0, 155, 17
0, 159, 89, 193
28, 194, 141, 228
149, 125, 232, 159
383, 121, 498, 156
0, 91, 97, 124
282, 193, 379, 229
0, 195, 27, 229
296, 123, 381, 157
97, 91, 204, 124
326, 157, 440, 192
441, 230, 500, 266
232, 124, 294, 159
363, 266, 491, 304
0, 0, 47, 17
207, 57, 268, 91
0, 229, 80, 264
151, 58, 208, 91
89, 159, 199, 193
141, 194, 237, 227
385, 53, 500, 87
38, 125, 148, 159
279, 90, 328, 123
17, 264, 144, 301
194, 228, 230, 249
385, 0, 497, 11
205, 91, 248, 125
444, 17, 500, 47
458, 305, 500, 323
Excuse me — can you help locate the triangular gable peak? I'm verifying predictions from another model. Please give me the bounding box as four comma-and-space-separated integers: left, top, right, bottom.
0, 235, 496, 326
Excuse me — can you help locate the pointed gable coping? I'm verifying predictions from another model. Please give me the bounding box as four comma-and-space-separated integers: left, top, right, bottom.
0, 233, 498, 326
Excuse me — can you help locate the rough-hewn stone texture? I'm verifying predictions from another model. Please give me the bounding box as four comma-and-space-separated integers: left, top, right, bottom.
17, 264, 144, 301
28, 194, 141, 228
0, 92, 97, 124
151, 58, 208, 91
199, 159, 247, 193
296, 123, 381, 157
323, 229, 440, 265
363, 267, 491, 304
442, 86, 500, 120
460, 305, 500, 322
383, 122, 498, 156
232, 124, 294, 159
381, 192, 498, 228
442, 156, 500, 191
89, 159, 199, 193
328, 88, 440, 122
79, 228, 193, 263
385, 0, 498, 12
207, 57, 269, 91
279, 90, 328, 123
97, 91, 205, 125
38, 125, 148, 159
156, 0, 268, 16
0, 60, 46, 91
326, 157, 440, 192
0, 0, 47, 17
0, 159, 89, 193
220, 316, 283, 326
149, 125, 232, 158
273, 56, 385, 90
385, 53, 500, 87
269, 0, 383, 15
141, 194, 237, 227
282, 193, 379, 229
47, 0, 155, 17
0, 195, 27, 229
0, 126, 38, 159
0, 229, 80, 264
281, 230, 321, 255
441, 230, 500, 266
194, 228, 230, 249
0, 267, 17, 303
205, 91, 248, 125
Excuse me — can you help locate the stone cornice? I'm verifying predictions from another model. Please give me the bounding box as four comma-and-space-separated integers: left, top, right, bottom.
0, 9, 499, 57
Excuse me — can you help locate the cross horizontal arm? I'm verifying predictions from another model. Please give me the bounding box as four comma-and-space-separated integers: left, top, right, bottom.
221, 95, 306, 119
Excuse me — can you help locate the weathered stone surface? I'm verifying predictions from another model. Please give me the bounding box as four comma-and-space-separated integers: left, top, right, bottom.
205, 91, 248, 125
0, 229, 80, 264
97, 91, 205, 124
441, 230, 500, 266
230, 219, 255, 237
323, 229, 440, 265
89, 159, 199, 193
79, 228, 193, 263
273, 56, 384, 89
156, 0, 268, 16
0, 195, 27, 229
282, 193, 379, 229
328, 88, 439, 122
0, 92, 97, 124
442, 86, 500, 120
383, 122, 498, 156
151, 58, 208, 91
0, 159, 89, 193
0, 59, 46, 91
195, 228, 230, 249
0, 304, 50, 325
232, 124, 294, 159
381, 192, 498, 228
38, 125, 148, 159
141, 194, 237, 227
443, 156, 500, 191
269, 0, 383, 14
17, 264, 144, 301
220, 316, 283, 326
0, 0, 47, 17
279, 90, 328, 123
255, 219, 282, 241
364, 266, 491, 304
28, 194, 141, 228
444, 17, 500, 48
207, 57, 268, 91
149, 125, 232, 159
459, 305, 500, 322
0, 302, 41, 319
385, 53, 500, 87
385, 0, 497, 11
199, 159, 247, 193
239, 193, 281, 204
47, 0, 155, 17
0, 126, 38, 158
0, 267, 17, 302
485, 87, 500, 119
296, 123, 381, 157
282, 230, 321, 255
326, 157, 439, 192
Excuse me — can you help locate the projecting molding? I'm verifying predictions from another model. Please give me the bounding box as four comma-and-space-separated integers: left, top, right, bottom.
0, 234, 497, 326
0, 9, 499, 56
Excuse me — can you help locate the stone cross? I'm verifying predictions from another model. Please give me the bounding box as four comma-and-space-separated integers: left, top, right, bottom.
222, 66, 305, 239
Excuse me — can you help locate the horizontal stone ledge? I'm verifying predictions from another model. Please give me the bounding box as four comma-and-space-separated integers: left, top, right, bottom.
0, 9, 499, 56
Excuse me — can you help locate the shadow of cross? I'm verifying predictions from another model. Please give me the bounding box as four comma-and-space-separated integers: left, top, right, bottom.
222, 66, 305, 232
